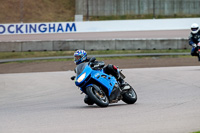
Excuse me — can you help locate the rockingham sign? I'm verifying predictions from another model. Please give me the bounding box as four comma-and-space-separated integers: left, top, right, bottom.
1, 18, 200, 52
0, 22, 77, 35
1, 18, 200, 35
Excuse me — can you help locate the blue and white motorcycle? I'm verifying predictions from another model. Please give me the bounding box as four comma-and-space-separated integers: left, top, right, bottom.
71, 57, 137, 107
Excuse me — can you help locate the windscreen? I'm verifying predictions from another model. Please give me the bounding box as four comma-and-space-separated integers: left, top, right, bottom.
76, 63, 88, 76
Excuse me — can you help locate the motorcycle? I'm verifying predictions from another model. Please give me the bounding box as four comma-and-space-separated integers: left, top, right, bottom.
197, 43, 200, 61
71, 57, 137, 107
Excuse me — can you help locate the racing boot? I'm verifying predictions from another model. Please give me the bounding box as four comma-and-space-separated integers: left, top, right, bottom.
118, 77, 131, 91
114, 68, 128, 91
112, 65, 130, 91
118, 77, 125, 87
84, 95, 94, 105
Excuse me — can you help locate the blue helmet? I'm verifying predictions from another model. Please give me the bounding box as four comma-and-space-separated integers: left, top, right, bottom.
74, 50, 87, 65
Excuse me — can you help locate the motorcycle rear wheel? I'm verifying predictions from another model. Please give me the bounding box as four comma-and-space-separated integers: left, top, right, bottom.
122, 84, 137, 104
86, 86, 109, 107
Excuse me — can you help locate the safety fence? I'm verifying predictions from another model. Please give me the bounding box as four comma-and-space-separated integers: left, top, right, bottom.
76, 0, 200, 17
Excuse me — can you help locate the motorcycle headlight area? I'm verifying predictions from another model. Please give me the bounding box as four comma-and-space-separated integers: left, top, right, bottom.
77, 72, 86, 83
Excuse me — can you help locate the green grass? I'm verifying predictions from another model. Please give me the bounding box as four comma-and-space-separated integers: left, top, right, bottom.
0, 49, 190, 60
1, 54, 193, 64
3, 58, 73, 64
0, 49, 191, 64
0, 0, 75, 23
192, 131, 200, 133
1, 0, 200, 23
0, 51, 74, 59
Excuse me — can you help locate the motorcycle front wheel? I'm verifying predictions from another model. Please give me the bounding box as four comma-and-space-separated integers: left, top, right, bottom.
86, 85, 109, 107
122, 84, 137, 104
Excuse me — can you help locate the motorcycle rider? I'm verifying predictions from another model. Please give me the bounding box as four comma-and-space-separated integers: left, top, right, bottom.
189, 23, 200, 56
73, 49, 126, 105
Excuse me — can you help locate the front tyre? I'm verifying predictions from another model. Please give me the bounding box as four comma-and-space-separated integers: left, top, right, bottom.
86, 85, 109, 107
122, 85, 137, 104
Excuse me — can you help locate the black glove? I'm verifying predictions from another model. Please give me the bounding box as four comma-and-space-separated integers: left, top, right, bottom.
71, 76, 76, 80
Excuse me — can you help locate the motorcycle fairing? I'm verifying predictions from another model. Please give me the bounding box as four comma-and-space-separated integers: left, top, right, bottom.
90, 70, 117, 96
75, 62, 119, 96
75, 64, 92, 87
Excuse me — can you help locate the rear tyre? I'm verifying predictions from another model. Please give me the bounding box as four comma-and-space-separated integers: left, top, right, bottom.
122, 84, 137, 104
86, 85, 109, 107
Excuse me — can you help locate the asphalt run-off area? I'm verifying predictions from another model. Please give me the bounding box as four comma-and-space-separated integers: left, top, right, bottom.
0, 66, 200, 133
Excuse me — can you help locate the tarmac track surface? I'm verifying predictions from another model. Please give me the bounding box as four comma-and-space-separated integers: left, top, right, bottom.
0, 66, 200, 133
0, 29, 190, 41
